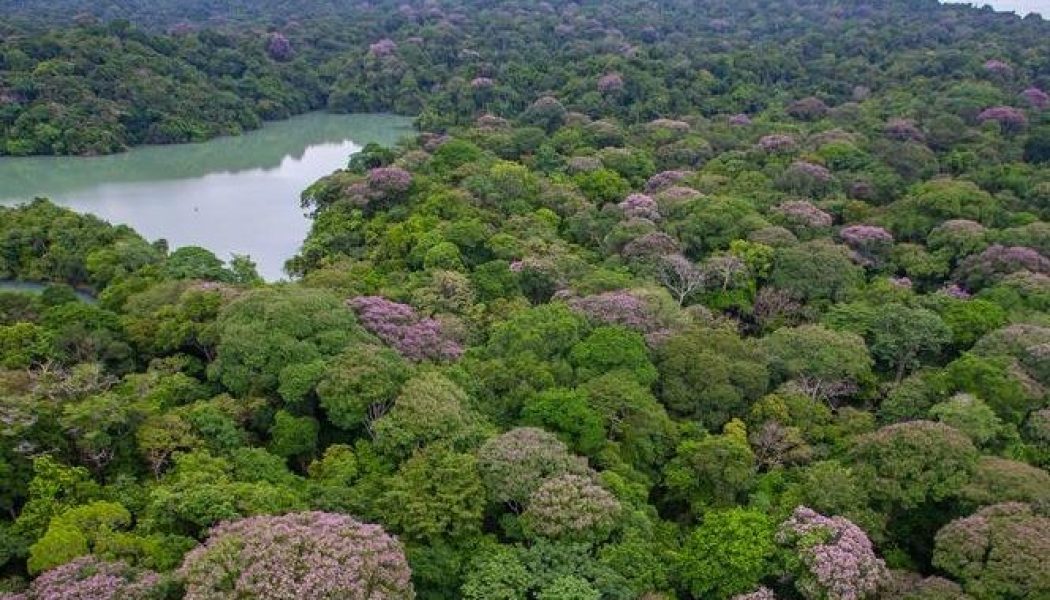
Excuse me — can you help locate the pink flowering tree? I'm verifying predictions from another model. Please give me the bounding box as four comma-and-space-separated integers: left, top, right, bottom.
758, 134, 797, 153
645, 170, 689, 193
772, 200, 833, 233
622, 232, 681, 261
729, 113, 753, 126
367, 166, 412, 196
1021, 87, 1049, 110
732, 588, 777, 600
368, 38, 397, 57
655, 185, 703, 208
568, 290, 662, 335
982, 59, 1013, 77
955, 245, 1050, 289
347, 296, 462, 362
179, 512, 413, 600
884, 119, 924, 142
477, 427, 589, 509
338, 167, 413, 210
787, 97, 830, 121
6, 556, 161, 600
976, 106, 1027, 133
618, 193, 661, 221
777, 506, 886, 600
522, 473, 621, 541
597, 73, 625, 94
265, 33, 293, 61
933, 503, 1050, 600
839, 225, 893, 267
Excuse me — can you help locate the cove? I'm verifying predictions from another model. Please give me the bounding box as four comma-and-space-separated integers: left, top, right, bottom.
0, 113, 414, 281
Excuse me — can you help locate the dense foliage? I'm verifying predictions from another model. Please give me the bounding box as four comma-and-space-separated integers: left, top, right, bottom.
2, 0, 1050, 599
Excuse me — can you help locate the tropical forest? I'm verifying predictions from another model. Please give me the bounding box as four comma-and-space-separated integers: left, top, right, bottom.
0, 0, 1049, 599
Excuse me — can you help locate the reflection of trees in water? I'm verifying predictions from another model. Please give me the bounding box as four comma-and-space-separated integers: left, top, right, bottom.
0, 113, 413, 201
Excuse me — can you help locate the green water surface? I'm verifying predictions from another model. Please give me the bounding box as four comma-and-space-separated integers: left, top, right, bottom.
0, 112, 414, 280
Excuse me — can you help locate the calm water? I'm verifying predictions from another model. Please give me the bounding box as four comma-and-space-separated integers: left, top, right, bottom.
0, 280, 95, 302
0, 113, 414, 280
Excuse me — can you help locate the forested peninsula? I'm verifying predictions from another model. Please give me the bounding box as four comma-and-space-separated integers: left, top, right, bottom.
1, 1, 1050, 599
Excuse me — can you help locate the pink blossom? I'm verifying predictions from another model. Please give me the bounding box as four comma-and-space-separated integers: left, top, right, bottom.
773, 200, 833, 229
729, 113, 752, 126
476, 114, 509, 129
889, 276, 913, 289
645, 170, 689, 193
977, 106, 1027, 131
840, 225, 893, 265
647, 118, 691, 133
348, 296, 462, 362
778, 506, 886, 600
787, 97, 830, 120
265, 32, 293, 61
180, 512, 413, 600
470, 77, 495, 89
983, 59, 1013, 75
956, 244, 1050, 288
758, 134, 797, 152
786, 161, 832, 183
568, 290, 659, 333
597, 73, 624, 93
368, 38, 397, 57
19, 556, 160, 600
523, 474, 620, 540
655, 186, 702, 206
367, 167, 412, 194
618, 193, 661, 221
941, 283, 972, 299
884, 119, 924, 142
1021, 87, 1049, 110
732, 588, 777, 600
478, 427, 589, 507
622, 232, 680, 258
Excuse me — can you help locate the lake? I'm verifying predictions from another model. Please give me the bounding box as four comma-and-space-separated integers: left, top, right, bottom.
0, 113, 415, 281
0, 280, 95, 303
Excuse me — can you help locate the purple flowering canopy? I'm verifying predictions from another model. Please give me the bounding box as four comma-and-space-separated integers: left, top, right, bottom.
982, 59, 1012, 75
369, 38, 398, 57
5, 556, 161, 600
787, 96, 830, 120
348, 296, 463, 362
597, 73, 625, 93
265, 32, 293, 61
367, 167, 413, 194
645, 170, 690, 193
618, 193, 661, 221
773, 200, 833, 229
758, 134, 797, 152
777, 506, 886, 600
729, 113, 753, 126
179, 512, 414, 600
1021, 87, 1049, 110
732, 588, 777, 600
976, 106, 1027, 131
884, 118, 925, 142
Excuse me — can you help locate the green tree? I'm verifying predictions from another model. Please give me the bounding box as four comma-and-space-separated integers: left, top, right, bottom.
676, 508, 777, 599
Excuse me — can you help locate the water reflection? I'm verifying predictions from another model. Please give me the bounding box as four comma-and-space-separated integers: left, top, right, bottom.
0, 113, 413, 281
